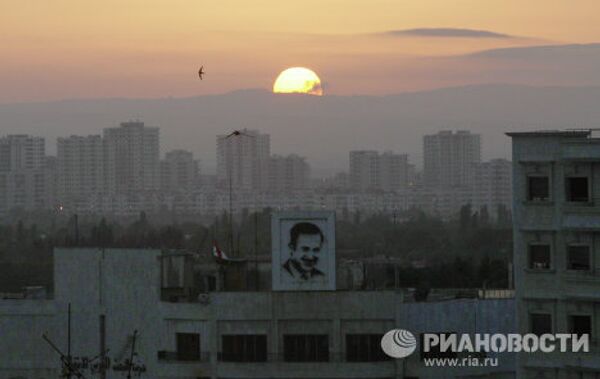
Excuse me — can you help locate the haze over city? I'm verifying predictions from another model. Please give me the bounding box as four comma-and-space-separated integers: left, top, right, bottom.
3, 1, 600, 171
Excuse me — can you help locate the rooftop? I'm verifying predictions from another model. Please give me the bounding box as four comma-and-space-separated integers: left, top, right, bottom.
505, 130, 591, 138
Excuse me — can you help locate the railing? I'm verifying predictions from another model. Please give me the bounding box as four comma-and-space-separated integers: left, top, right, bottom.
157, 352, 392, 363
157, 351, 211, 362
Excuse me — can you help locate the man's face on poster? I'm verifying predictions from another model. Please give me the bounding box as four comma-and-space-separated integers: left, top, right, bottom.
292, 233, 322, 272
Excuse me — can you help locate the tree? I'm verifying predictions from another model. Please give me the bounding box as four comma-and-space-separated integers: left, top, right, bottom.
459, 204, 472, 231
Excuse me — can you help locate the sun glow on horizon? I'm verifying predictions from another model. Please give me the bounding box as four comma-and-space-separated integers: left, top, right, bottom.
273, 67, 323, 96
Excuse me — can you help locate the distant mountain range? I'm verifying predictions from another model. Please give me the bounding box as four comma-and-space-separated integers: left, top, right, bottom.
2, 84, 600, 175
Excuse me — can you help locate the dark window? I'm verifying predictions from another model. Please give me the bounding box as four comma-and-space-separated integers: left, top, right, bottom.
346, 334, 389, 362
420, 333, 457, 360
567, 245, 591, 271
221, 335, 267, 362
176, 333, 200, 361
528, 176, 550, 201
569, 315, 592, 338
529, 244, 551, 270
207, 276, 217, 291
566, 177, 589, 202
284, 335, 329, 362
530, 314, 552, 336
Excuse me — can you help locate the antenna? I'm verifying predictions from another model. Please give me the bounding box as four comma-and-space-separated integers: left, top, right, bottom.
42, 303, 86, 378
254, 211, 259, 290
126, 330, 138, 379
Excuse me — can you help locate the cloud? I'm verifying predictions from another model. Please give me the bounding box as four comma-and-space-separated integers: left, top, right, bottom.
468, 42, 600, 59
385, 28, 514, 39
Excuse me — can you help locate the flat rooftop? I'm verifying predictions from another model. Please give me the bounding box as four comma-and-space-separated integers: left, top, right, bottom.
505, 130, 591, 138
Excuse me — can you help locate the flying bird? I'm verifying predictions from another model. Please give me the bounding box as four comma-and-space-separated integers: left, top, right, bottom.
198, 66, 205, 80
225, 130, 255, 139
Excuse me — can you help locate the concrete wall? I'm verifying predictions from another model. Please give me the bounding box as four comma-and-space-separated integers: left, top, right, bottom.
510, 132, 600, 378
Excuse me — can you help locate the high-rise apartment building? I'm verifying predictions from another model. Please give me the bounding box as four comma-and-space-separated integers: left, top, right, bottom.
160, 149, 199, 193
349, 151, 408, 192
268, 154, 310, 192
379, 151, 409, 192
0, 135, 45, 171
349, 151, 379, 192
471, 158, 512, 217
216, 129, 270, 191
508, 130, 600, 377
423, 130, 481, 188
57, 135, 104, 201
103, 121, 160, 193
0, 135, 48, 214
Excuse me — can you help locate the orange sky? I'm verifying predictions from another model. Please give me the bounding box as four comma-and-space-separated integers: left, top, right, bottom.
2, 0, 600, 102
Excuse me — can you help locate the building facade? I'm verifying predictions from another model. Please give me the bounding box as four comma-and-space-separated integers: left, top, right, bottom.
0, 135, 51, 214
103, 121, 160, 194
349, 151, 409, 193
0, 248, 516, 379
268, 154, 310, 192
57, 135, 104, 202
0, 134, 45, 172
424, 130, 481, 189
160, 149, 200, 193
216, 129, 270, 192
508, 130, 600, 378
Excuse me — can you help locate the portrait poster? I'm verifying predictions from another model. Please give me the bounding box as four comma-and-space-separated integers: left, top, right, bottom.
271, 211, 336, 291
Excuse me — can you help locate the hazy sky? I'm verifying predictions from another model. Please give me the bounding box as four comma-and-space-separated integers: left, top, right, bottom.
3, 0, 600, 102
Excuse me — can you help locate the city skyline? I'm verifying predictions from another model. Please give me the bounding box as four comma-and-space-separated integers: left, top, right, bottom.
0, 126, 513, 221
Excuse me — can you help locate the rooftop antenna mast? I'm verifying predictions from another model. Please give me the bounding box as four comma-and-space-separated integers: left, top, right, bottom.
126, 329, 138, 379
42, 303, 85, 379
228, 153, 234, 256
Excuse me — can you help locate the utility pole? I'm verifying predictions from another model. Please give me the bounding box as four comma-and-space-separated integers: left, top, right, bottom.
254, 211, 259, 290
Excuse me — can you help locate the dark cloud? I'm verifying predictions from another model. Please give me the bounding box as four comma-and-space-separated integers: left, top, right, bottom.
468, 42, 600, 59
385, 28, 514, 39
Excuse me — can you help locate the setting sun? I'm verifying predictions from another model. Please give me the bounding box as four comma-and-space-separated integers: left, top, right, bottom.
273, 67, 323, 96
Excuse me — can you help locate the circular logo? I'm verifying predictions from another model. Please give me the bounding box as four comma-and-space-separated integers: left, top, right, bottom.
381, 329, 417, 358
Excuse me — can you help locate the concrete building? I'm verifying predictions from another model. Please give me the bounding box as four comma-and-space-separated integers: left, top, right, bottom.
0, 134, 45, 172
424, 131, 481, 189
349, 151, 409, 192
0, 135, 50, 215
103, 121, 160, 194
507, 130, 600, 378
160, 149, 200, 193
0, 247, 516, 379
268, 154, 310, 192
472, 159, 512, 219
217, 129, 270, 191
57, 135, 104, 202
350, 151, 380, 192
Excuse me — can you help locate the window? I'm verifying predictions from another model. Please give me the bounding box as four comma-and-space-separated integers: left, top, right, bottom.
566, 177, 590, 202
529, 244, 551, 270
221, 335, 267, 362
528, 176, 550, 201
566, 177, 589, 202
567, 245, 591, 271
530, 313, 552, 336
284, 334, 329, 362
569, 315, 592, 338
346, 334, 389, 362
176, 333, 200, 361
